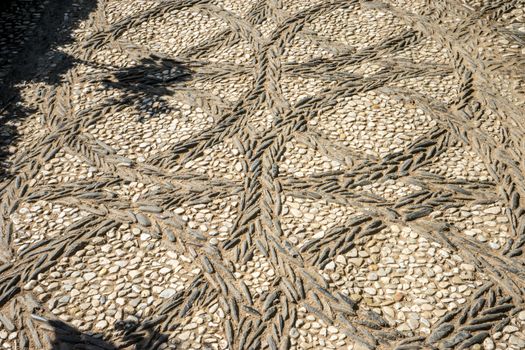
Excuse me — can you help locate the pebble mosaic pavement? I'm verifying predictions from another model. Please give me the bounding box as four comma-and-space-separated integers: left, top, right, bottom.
1, 0, 525, 349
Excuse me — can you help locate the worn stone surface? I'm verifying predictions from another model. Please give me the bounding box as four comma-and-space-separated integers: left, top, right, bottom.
1, 0, 525, 349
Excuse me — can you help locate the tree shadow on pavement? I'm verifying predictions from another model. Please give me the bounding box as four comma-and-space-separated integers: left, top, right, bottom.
96, 55, 193, 126
0, 0, 97, 182
0, 0, 194, 183
49, 318, 175, 350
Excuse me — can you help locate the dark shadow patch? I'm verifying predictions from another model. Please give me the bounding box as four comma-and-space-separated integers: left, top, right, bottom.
0, 0, 97, 182
48, 318, 175, 350
49, 319, 118, 350
96, 55, 193, 122
0, 0, 194, 183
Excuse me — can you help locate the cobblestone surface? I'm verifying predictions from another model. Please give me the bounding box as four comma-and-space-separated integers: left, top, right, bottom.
1, 0, 525, 349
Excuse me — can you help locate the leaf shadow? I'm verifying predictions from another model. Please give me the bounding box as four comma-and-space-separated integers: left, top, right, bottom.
49, 318, 177, 350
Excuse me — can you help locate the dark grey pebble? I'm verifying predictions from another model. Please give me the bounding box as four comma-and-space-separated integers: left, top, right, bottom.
442, 331, 471, 348
459, 331, 489, 349
427, 323, 454, 344
135, 213, 151, 227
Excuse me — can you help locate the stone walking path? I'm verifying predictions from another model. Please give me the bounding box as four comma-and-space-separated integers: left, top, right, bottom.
1, 0, 525, 349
